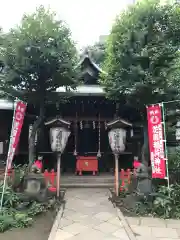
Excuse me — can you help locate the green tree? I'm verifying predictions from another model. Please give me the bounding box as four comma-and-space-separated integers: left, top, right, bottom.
101, 0, 180, 163
0, 6, 78, 165
101, 0, 180, 113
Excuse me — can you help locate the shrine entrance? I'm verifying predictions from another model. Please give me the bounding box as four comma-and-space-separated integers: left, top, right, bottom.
78, 123, 98, 155
60, 119, 114, 174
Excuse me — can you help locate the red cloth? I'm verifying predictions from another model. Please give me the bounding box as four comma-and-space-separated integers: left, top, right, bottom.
133, 160, 140, 168
33, 160, 42, 169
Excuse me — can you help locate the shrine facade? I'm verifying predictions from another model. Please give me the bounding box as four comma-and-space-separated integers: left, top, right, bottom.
0, 52, 143, 173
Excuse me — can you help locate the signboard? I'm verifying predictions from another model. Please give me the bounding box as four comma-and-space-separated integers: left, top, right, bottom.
7, 101, 26, 170
147, 104, 166, 179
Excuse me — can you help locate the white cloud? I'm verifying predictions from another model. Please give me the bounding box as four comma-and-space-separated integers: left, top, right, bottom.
0, 0, 135, 47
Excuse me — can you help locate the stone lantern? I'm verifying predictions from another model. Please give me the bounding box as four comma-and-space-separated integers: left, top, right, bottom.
107, 118, 132, 196
45, 117, 71, 197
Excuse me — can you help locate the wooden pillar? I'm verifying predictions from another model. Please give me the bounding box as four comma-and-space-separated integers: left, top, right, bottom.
115, 153, 119, 196
57, 153, 61, 198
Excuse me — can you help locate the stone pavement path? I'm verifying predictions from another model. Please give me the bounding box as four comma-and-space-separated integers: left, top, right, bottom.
126, 216, 180, 240
54, 188, 130, 240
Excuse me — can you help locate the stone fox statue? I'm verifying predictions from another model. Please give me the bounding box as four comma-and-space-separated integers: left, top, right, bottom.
31, 155, 43, 173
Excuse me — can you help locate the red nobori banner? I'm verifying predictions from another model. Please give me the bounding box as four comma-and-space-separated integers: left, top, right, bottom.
147, 104, 166, 179
7, 101, 26, 170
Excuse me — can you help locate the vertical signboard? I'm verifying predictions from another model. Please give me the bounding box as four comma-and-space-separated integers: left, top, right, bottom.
7, 101, 26, 170
147, 104, 166, 179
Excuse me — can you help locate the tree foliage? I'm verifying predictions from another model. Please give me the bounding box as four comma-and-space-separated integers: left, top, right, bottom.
101, 0, 180, 117
0, 6, 78, 100
0, 6, 78, 163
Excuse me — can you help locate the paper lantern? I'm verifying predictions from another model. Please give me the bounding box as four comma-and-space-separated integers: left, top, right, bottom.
50, 127, 70, 153
108, 128, 127, 154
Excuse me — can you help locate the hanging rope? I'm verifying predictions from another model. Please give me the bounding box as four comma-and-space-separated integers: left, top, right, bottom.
97, 114, 101, 158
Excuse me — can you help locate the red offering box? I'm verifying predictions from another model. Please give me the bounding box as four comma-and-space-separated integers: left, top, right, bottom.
76, 156, 98, 175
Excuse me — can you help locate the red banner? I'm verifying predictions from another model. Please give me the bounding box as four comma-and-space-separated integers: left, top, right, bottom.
147, 104, 166, 179
7, 101, 26, 170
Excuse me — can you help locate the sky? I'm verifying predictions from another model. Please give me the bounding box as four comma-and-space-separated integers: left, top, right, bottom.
0, 0, 135, 48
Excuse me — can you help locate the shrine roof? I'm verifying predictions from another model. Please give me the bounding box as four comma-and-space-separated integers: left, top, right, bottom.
0, 85, 106, 110
77, 52, 107, 75
107, 118, 132, 128
0, 99, 13, 110
45, 117, 70, 126
0, 53, 107, 109
55, 85, 105, 95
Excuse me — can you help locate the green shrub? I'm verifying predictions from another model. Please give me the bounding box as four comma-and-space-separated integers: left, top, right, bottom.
0, 183, 20, 208
135, 184, 180, 219
0, 178, 59, 232
152, 184, 180, 219
168, 149, 180, 169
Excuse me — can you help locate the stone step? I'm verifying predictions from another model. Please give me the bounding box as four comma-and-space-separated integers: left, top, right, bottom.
60, 182, 114, 188
61, 176, 114, 180
61, 181, 114, 185
61, 174, 114, 188
61, 176, 114, 184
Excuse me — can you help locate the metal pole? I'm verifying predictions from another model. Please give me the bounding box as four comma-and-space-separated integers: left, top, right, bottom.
115, 153, 119, 197
161, 103, 170, 189
56, 153, 61, 198
0, 100, 16, 212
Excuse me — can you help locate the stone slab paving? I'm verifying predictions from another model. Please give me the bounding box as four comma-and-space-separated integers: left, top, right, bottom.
126, 216, 180, 240
54, 188, 130, 240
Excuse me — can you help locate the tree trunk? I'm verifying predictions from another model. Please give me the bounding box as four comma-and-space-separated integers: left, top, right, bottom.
28, 98, 45, 170
141, 123, 149, 167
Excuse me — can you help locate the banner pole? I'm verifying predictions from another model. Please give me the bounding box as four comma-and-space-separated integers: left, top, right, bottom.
160, 102, 170, 190
0, 100, 17, 212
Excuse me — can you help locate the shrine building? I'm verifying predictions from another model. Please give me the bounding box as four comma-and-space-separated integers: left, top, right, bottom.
0, 52, 143, 184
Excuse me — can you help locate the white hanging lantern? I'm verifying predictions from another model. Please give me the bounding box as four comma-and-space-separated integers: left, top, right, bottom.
108, 128, 127, 197
108, 128, 127, 154
50, 127, 70, 153
130, 129, 134, 137
176, 121, 180, 140
73, 149, 77, 156
104, 121, 107, 130
107, 118, 132, 197
93, 121, 96, 129
44, 117, 71, 198
80, 121, 83, 130
49, 127, 71, 198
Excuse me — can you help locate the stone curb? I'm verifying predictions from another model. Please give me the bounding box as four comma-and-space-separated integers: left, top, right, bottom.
48, 201, 65, 240
108, 190, 137, 240
116, 208, 137, 240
